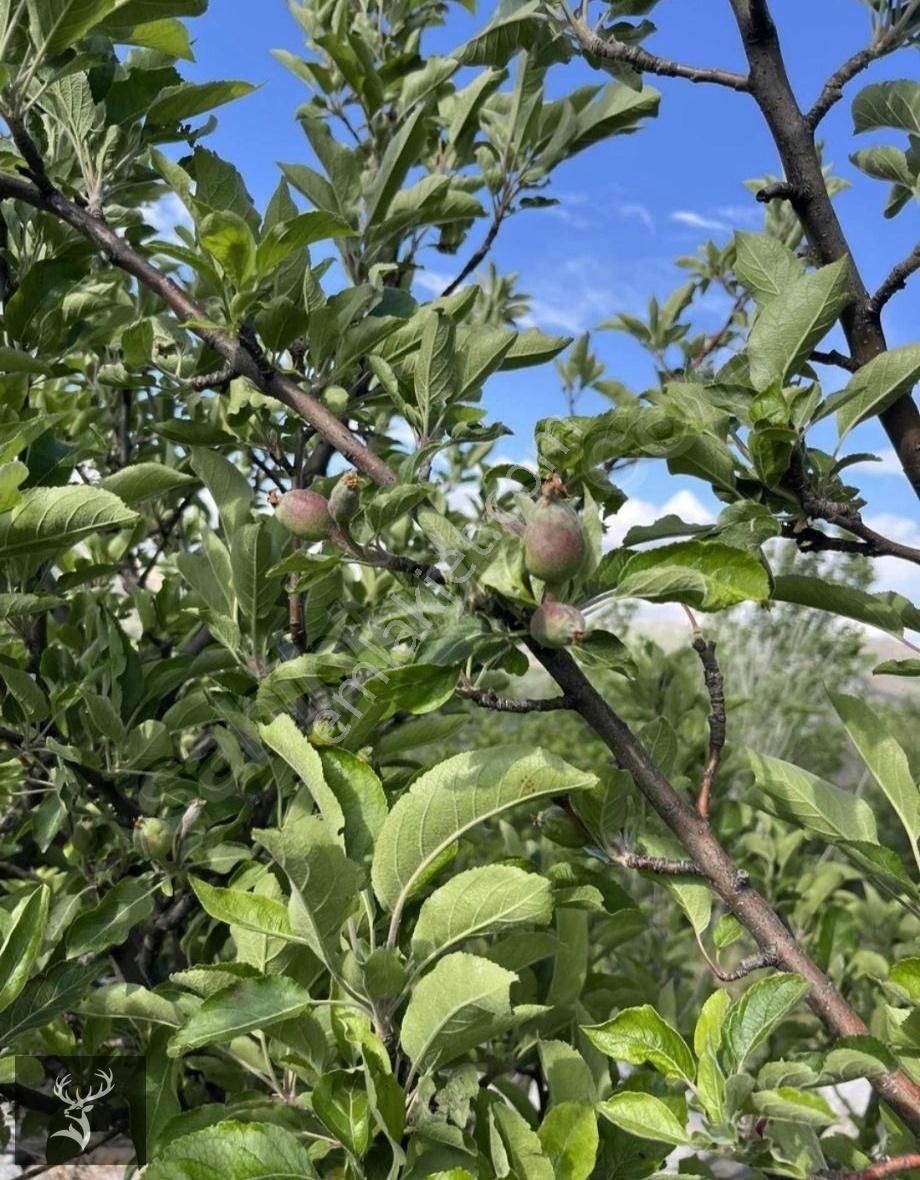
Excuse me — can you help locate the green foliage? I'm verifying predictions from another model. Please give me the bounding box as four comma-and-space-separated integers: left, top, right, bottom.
0, 0, 919, 1176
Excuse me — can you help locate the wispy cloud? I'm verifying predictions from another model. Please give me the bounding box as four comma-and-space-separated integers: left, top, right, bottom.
717, 203, 763, 227
604, 489, 714, 549
670, 210, 730, 233
616, 202, 655, 232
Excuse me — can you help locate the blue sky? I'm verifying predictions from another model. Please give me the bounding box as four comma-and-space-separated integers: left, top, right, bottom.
172, 1, 920, 597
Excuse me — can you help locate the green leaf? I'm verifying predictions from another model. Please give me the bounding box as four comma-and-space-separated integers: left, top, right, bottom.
0, 884, 49, 1013
747, 258, 851, 391
747, 749, 879, 844
612, 541, 770, 611
411, 865, 553, 970
875, 659, 920, 677
371, 746, 596, 920
724, 974, 810, 1069
255, 211, 354, 274
147, 80, 257, 125
0, 960, 100, 1044
260, 714, 346, 845
198, 211, 257, 287
537, 1102, 599, 1180
829, 691, 920, 870
853, 80, 920, 135
79, 983, 181, 1027
459, 1, 543, 66
400, 951, 516, 1072
584, 1005, 696, 1084
370, 663, 460, 716
827, 345, 920, 441
597, 1092, 689, 1146
772, 574, 905, 635
0, 486, 137, 559
539, 1040, 597, 1105
168, 976, 312, 1056
143, 1121, 318, 1180
751, 1087, 836, 1127
734, 232, 805, 303
491, 1102, 555, 1180
365, 107, 427, 226
414, 310, 456, 431
66, 875, 157, 957
313, 1070, 372, 1157
319, 748, 388, 864
28, 0, 119, 57
190, 877, 293, 940
255, 816, 361, 971
101, 463, 195, 505
112, 16, 194, 58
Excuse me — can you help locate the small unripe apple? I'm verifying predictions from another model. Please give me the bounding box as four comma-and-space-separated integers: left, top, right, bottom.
323, 384, 350, 417
276, 488, 332, 541
309, 713, 340, 746
522, 483, 586, 585
133, 816, 173, 861
72, 818, 96, 856
530, 600, 587, 648
329, 471, 360, 525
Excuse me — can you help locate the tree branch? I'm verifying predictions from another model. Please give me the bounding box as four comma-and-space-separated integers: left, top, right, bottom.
726, 0, 920, 500
823, 1157, 920, 1180
569, 15, 751, 91
441, 193, 510, 297
869, 243, 920, 318
811, 348, 859, 373
611, 849, 702, 876
458, 682, 572, 713
805, 43, 882, 130
0, 170, 396, 489
692, 636, 726, 820
710, 946, 777, 981
527, 639, 920, 1135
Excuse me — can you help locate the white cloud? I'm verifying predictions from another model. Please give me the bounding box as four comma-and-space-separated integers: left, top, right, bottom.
616, 202, 655, 232
670, 210, 730, 233
413, 269, 452, 297
850, 447, 905, 477
604, 489, 714, 549
140, 192, 193, 242
865, 511, 920, 606
717, 203, 763, 227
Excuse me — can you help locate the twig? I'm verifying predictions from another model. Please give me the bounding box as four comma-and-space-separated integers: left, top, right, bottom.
441, 191, 511, 297
822, 1156, 920, 1180
811, 348, 858, 373
569, 15, 751, 91
611, 848, 702, 876
869, 243, 920, 318
184, 362, 238, 391
2, 106, 53, 193
806, 45, 880, 130
138, 491, 196, 588
692, 636, 726, 820
709, 946, 777, 982
786, 451, 920, 567
692, 290, 748, 369
756, 180, 797, 203
458, 683, 572, 713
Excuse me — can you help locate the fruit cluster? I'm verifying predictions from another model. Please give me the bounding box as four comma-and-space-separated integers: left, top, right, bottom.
274, 472, 589, 650
522, 476, 588, 649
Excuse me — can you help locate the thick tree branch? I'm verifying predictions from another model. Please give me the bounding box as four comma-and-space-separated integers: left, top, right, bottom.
0, 170, 396, 488
528, 640, 920, 1135
569, 16, 751, 91
869, 243, 920, 318
726, 0, 920, 499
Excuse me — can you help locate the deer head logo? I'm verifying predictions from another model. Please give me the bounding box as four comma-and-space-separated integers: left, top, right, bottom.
50, 1068, 115, 1153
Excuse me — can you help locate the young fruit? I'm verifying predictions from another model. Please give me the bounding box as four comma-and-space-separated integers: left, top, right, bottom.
329, 471, 360, 525
276, 488, 332, 541
522, 480, 586, 584
530, 600, 587, 648
323, 384, 350, 417
133, 816, 173, 861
